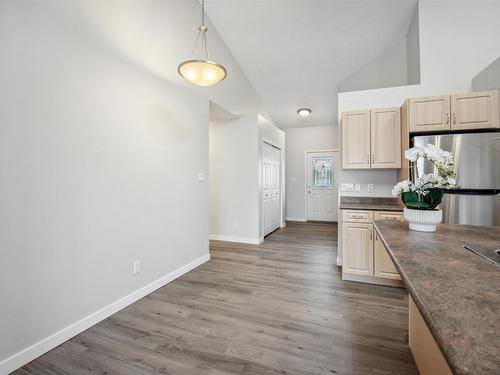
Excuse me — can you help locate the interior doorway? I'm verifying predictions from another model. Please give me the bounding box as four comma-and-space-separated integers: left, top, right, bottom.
263, 142, 281, 236
305, 151, 339, 222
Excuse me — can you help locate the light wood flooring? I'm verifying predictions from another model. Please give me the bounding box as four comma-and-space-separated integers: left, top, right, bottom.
15, 222, 418, 375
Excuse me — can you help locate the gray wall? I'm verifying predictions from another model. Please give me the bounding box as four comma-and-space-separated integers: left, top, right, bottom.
406, 3, 421, 85
338, 38, 408, 93
0, 0, 270, 368
284, 126, 338, 220
472, 57, 500, 91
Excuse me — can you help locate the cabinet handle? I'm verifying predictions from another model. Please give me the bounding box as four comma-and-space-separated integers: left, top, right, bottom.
453, 113, 456, 124
446, 113, 450, 124
370, 230, 372, 240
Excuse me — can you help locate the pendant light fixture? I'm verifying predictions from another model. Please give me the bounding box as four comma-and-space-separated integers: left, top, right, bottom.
178, 0, 227, 87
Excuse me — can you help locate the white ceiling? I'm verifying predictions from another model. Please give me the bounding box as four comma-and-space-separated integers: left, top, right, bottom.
205, 0, 417, 128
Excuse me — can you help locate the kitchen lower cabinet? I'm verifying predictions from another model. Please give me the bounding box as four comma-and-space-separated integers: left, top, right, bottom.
409, 296, 453, 375
374, 230, 402, 280
342, 223, 373, 276
342, 210, 404, 287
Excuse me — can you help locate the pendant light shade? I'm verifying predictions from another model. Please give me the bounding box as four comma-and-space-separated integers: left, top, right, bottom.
178, 1, 227, 87
178, 59, 227, 87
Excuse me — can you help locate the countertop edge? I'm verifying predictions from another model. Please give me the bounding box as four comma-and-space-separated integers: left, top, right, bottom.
373, 221, 458, 375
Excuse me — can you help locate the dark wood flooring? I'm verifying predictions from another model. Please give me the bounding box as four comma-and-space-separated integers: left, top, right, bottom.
15, 222, 418, 375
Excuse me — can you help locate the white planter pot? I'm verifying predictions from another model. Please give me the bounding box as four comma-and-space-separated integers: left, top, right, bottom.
404, 208, 442, 232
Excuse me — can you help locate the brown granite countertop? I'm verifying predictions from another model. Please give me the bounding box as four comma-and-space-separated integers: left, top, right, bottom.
373, 221, 500, 375
339, 196, 403, 212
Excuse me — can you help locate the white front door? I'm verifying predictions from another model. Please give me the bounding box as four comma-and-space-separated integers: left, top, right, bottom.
263, 142, 281, 236
306, 151, 338, 222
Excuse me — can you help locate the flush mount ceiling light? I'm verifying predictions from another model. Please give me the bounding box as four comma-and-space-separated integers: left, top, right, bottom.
297, 108, 312, 117
178, 0, 227, 87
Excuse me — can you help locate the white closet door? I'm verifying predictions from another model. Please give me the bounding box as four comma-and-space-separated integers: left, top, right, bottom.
271, 147, 281, 230
263, 143, 281, 236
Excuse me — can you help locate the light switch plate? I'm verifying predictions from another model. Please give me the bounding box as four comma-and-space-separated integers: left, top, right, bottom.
197, 173, 208, 183
354, 183, 361, 192
341, 183, 354, 192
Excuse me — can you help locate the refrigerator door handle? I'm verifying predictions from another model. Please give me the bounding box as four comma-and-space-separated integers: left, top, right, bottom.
444, 189, 500, 196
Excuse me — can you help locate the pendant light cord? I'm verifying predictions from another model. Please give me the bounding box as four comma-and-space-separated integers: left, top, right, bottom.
191, 0, 210, 60
202, 0, 205, 26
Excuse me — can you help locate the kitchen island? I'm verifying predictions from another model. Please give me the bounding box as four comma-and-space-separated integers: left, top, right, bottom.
374, 221, 500, 375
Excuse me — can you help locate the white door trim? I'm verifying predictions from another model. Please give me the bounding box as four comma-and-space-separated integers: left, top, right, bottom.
304, 149, 339, 221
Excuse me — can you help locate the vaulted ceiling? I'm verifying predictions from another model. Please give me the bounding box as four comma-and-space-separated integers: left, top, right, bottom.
205, 0, 417, 128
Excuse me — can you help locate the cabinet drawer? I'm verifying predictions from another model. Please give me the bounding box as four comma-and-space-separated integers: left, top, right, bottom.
374, 211, 403, 221
342, 210, 373, 223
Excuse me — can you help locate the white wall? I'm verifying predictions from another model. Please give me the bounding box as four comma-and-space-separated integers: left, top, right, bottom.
209, 116, 260, 243
0, 0, 272, 372
337, 0, 500, 264
209, 114, 284, 243
284, 126, 338, 221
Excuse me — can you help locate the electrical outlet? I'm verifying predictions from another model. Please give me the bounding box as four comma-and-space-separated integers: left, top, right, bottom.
133, 260, 141, 274
367, 184, 374, 192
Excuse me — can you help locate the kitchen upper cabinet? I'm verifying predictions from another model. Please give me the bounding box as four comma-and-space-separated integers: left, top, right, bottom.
408, 95, 451, 133
342, 222, 373, 276
341, 110, 371, 169
371, 107, 401, 168
451, 91, 499, 130
407, 90, 499, 133
374, 230, 401, 280
342, 107, 401, 170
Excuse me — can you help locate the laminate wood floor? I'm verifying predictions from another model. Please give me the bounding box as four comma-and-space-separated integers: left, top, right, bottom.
15, 222, 418, 375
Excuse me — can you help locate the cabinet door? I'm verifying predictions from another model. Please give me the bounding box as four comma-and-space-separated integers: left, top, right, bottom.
370, 107, 401, 168
342, 110, 371, 169
342, 223, 373, 276
408, 95, 451, 133
374, 231, 401, 280
451, 90, 499, 130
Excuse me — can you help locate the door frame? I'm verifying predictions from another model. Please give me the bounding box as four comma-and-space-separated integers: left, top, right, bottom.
262, 139, 283, 238
304, 149, 339, 221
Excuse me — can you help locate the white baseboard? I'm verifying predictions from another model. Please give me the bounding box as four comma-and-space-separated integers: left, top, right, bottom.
285, 217, 307, 222
209, 234, 262, 245
0, 253, 210, 375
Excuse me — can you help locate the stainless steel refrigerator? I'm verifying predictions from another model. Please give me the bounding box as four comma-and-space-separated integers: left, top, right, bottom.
413, 132, 500, 226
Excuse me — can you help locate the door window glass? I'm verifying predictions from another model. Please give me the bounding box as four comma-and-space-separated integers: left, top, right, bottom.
312, 157, 333, 188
